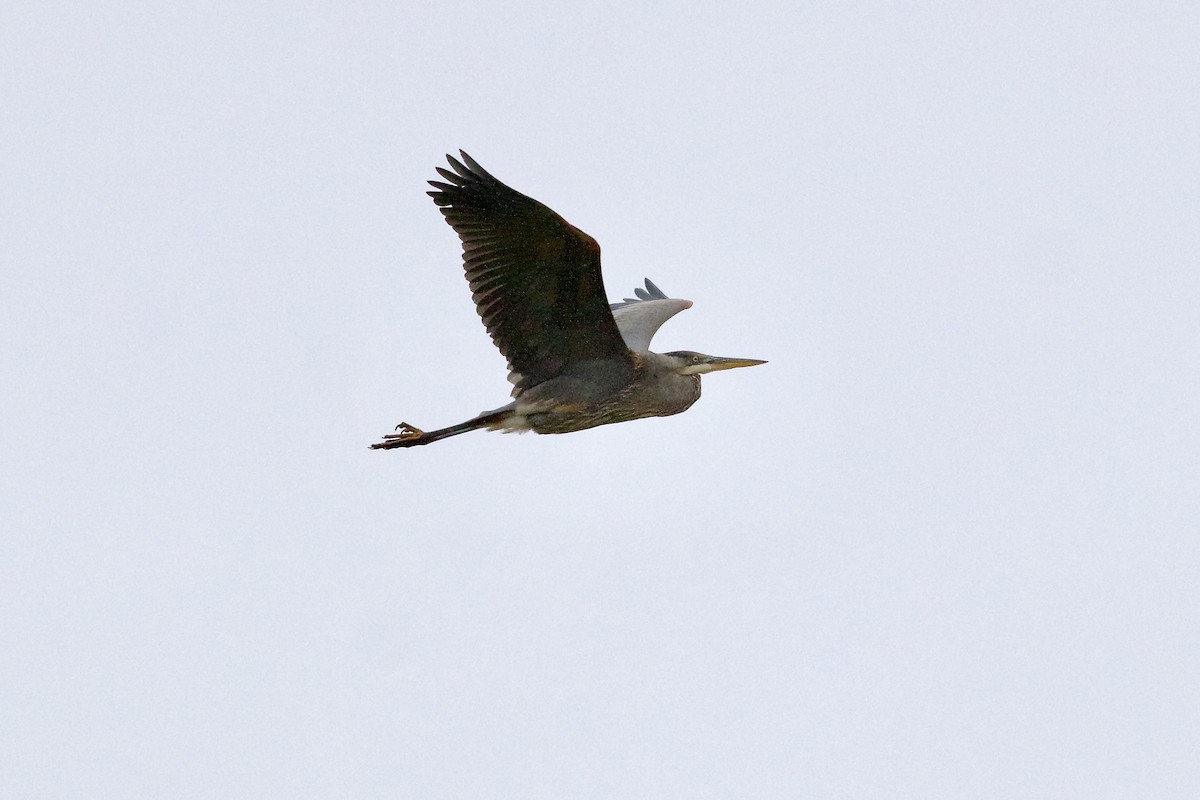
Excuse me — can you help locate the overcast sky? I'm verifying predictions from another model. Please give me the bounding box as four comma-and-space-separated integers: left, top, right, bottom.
3, 1, 1198, 798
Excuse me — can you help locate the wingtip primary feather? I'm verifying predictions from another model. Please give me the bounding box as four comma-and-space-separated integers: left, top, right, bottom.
434, 166, 466, 184
445, 153, 471, 178
459, 150, 490, 177
444, 150, 498, 184
617, 278, 672, 306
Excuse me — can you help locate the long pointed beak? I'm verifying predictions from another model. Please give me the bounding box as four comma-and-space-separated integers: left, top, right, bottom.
704, 356, 768, 372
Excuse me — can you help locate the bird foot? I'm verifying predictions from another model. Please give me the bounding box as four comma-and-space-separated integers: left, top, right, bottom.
369, 422, 426, 449
392, 422, 424, 439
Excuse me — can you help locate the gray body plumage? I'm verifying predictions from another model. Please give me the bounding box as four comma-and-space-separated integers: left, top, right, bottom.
507, 351, 702, 434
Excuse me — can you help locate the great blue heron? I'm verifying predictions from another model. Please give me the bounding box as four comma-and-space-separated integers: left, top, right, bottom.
371, 152, 765, 449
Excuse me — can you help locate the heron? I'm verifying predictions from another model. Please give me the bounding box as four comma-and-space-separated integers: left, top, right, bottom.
371, 151, 765, 449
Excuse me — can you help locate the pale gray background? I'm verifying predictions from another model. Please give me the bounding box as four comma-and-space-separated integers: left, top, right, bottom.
3, 1, 1198, 798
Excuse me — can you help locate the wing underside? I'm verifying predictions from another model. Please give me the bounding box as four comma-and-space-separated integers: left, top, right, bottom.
609, 278, 693, 352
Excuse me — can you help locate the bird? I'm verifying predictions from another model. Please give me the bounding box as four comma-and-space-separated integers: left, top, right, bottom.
371, 151, 765, 449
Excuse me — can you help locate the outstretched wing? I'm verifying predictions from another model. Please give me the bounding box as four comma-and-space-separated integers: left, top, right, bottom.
609, 278, 693, 352
428, 152, 632, 389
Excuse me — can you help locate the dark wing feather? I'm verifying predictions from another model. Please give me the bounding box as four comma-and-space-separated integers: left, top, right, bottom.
610, 277, 670, 310
428, 152, 632, 388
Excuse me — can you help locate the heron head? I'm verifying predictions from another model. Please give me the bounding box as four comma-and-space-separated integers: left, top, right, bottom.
664, 351, 768, 375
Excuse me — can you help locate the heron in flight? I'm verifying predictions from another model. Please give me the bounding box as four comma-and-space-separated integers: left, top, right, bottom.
371, 152, 765, 449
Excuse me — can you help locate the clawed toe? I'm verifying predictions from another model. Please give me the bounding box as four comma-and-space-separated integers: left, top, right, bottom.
390, 422, 424, 440
369, 422, 427, 449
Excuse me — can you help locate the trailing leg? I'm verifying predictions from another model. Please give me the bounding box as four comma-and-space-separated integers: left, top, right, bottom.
369, 409, 511, 449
